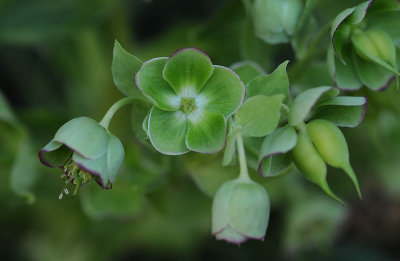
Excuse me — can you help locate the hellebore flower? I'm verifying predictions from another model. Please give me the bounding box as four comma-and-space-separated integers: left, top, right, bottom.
38, 117, 124, 198
253, 0, 303, 44
212, 179, 270, 244
330, 0, 400, 91
135, 48, 245, 155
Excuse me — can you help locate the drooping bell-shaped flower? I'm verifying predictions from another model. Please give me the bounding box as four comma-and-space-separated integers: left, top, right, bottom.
212, 179, 270, 244
135, 48, 245, 155
38, 117, 124, 198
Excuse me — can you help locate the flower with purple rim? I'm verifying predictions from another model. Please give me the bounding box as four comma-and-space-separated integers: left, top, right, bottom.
38, 117, 124, 198
212, 179, 270, 244
135, 48, 245, 155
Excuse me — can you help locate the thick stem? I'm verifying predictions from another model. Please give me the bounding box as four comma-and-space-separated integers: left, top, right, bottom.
235, 129, 252, 183
99, 96, 138, 129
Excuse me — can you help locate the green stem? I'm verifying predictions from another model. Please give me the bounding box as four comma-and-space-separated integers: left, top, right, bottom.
235, 128, 252, 183
99, 96, 138, 129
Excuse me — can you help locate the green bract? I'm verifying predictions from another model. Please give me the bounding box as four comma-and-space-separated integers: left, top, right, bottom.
330, 0, 400, 90
135, 48, 245, 154
38, 117, 124, 193
212, 179, 270, 244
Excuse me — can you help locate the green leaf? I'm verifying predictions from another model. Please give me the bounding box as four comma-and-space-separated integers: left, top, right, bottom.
10, 139, 39, 204
312, 96, 367, 128
258, 126, 297, 177
197, 66, 245, 117
282, 0, 303, 35
352, 50, 394, 90
236, 95, 284, 137
112, 40, 144, 98
163, 48, 214, 96
246, 61, 290, 102
186, 110, 226, 153
331, 7, 355, 62
222, 120, 236, 166
289, 87, 338, 126
135, 58, 180, 111
230, 61, 266, 85
53, 117, 109, 159
328, 47, 362, 90
148, 107, 188, 155
0, 90, 17, 123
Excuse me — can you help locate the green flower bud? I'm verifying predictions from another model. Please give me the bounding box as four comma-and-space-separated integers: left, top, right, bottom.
38, 117, 124, 198
253, 0, 303, 44
351, 29, 398, 71
292, 130, 343, 204
212, 179, 270, 244
306, 119, 362, 198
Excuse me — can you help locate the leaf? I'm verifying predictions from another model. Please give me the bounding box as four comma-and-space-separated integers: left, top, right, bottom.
246, 61, 290, 102
258, 126, 297, 177
312, 96, 368, 128
236, 95, 284, 137
230, 61, 266, 85
288, 86, 339, 126
112, 40, 144, 98
352, 50, 394, 91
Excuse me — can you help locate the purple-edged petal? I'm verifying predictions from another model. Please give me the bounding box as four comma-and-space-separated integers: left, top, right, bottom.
135, 58, 180, 111
185, 110, 226, 153
53, 117, 109, 159
38, 140, 72, 168
163, 48, 214, 96
197, 65, 245, 117
215, 225, 247, 244
148, 106, 189, 155
72, 133, 124, 189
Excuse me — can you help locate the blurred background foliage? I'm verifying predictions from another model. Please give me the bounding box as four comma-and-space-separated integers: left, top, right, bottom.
1, 0, 400, 260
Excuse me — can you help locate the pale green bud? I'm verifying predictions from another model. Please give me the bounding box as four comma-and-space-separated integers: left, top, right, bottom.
212, 179, 270, 244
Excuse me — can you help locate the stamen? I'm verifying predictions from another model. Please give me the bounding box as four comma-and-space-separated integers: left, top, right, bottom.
58, 193, 63, 200
64, 188, 69, 195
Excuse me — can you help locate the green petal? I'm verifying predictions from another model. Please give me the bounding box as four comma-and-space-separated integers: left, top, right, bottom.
38, 140, 72, 168
331, 7, 355, 62
230, 61, 266, 85
228, 182, 269, 239
289, 87, 339, 126
352, 50, 394, 91
163, 48, 213, 96
135, 58, 180, 111
212, 180, 237, 233
197, 66, 245, 117
54, 117, 109, 159
186, 110, 226, 153
148, 107, 188, 155
106, 134, 125, 183
366, 11, 400, 45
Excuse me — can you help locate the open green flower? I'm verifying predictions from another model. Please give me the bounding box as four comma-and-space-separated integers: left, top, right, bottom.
135, 48, 245, 155
38, 117, 124, 197
330, 0, 400, 90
